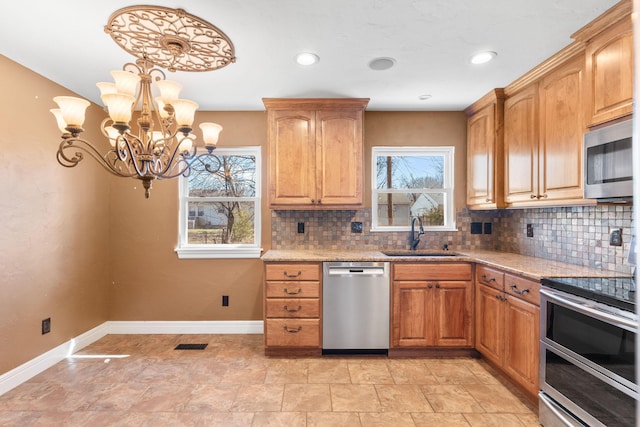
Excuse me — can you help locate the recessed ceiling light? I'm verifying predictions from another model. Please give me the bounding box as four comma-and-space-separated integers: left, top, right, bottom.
470, 51, 497, 65
295, 52, 319, 66
418, 94, 432, 101
369, 57, 396, 71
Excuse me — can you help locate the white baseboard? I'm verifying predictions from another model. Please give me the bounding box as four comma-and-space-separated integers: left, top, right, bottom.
0, 320, 264, 396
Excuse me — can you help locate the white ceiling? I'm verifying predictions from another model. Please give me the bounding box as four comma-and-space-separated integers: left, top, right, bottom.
1, 0, 619, 111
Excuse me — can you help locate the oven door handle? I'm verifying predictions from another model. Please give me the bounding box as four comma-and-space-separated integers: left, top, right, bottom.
541, 288, 637, 331
539, 392, 584, 427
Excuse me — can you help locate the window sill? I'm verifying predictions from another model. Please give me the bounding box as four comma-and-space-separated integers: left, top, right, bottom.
370, 225, 458, 233
175, 246, 263, 259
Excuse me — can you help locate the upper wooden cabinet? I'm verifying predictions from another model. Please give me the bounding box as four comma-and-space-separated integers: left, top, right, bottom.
465, 89, 505, 209
575, 0, 633, 126
504, 52, 590, 207
263, 98, 369, 210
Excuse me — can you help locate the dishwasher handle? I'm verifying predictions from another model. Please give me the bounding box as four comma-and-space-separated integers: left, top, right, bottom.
327, 267, 386, 276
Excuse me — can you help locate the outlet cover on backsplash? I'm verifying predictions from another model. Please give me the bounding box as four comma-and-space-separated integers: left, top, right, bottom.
351, 222, 363, 233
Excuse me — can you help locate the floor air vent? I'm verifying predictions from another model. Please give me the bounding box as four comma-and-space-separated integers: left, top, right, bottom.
174, 343, 208, 350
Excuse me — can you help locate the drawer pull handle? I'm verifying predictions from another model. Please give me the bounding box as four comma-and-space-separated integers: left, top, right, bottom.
283, 325, 302, 333
284, 305, 302, 313
284, 271, 302, 278
284, 288, 302, 295
510, 284, 530, 295
481, 274, 496, 283
495, 294, 506, 302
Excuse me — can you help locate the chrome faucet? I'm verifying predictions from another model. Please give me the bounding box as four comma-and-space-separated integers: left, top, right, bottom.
409, 216, 424, 250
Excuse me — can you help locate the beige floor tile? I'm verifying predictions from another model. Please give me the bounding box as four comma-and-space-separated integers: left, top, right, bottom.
359, 411, 416, 426
183, 383, 239, 412
197, 412, 255, 427
231, 384, 284, 412
331, 384, 382, 412
348, 361, 394, 384
421, 385, 484, 413
282, 383, 332, 412
387, 359, 439, 384
251, 411, 306, 427
375, 384, 433, 412
87, 383, 150, 411
463, 384, 532, 413
308, 359, 351, 384
265, 360, 309, 383
517, 412, 542, 427
425, 361, 482, 385
464, 413, 527, 426
129, 383, 194, 412
306, 411, 362, 427
412, 412, 471, 426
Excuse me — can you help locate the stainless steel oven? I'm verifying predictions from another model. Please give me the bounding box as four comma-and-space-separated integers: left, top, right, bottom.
539, 279, 637, 427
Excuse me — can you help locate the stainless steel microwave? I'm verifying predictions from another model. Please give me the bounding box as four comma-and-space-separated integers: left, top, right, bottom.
584, 119, 633, 201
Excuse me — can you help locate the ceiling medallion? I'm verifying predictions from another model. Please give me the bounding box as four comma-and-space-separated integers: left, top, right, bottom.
105, 5, 236, 72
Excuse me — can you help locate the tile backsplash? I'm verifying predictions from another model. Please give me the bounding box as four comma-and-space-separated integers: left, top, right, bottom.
271, 205, 634, 274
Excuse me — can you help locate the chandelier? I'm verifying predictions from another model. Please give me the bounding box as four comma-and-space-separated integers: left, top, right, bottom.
50, 6, 236, 198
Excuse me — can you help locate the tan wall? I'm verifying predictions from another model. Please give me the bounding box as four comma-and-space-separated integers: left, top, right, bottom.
0, 55, 111, 374
108, 111, 270, 321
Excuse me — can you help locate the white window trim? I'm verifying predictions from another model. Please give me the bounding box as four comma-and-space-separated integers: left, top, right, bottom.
371, 146, 457, 232
176, 146, 263, 259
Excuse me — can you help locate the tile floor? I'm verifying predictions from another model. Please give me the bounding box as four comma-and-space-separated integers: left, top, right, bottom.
0, 334, 540, 426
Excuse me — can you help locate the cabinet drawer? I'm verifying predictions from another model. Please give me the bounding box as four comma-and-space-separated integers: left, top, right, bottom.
265, 298, 320, 318
265, 263, 321, 281
476, 265, 505, 291
504, 273, 540, 306
393, 263, 472, 281
265, 281, 320, 298
265, 319, 320, 347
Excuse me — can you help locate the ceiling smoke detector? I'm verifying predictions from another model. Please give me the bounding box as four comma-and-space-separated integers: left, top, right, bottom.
369, 57, 396, 71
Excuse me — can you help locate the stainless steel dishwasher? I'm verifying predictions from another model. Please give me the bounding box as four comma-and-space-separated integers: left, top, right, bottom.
322, 261, 390, 354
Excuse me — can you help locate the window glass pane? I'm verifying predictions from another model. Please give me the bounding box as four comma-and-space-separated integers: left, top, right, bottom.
377, 192, 445, 226
187, 201, 255, 245
376, 155, 444, 190
188, 155, 256, 197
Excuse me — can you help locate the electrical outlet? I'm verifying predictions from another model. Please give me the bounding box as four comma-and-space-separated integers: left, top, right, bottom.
351, 222, 363, 233
483, 222, 492, 235
297, 222, 304, 234
610, 228, 622, 246
470, 222, 482, 234
526, 224, 534, 238
42, 318, 51, 335
222, 295, 229, 306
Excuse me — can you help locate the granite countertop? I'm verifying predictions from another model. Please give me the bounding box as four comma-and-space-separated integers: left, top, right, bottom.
261, 249, 619, 281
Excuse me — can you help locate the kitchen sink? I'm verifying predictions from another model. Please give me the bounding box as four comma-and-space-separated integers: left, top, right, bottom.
381, 250, 461, 257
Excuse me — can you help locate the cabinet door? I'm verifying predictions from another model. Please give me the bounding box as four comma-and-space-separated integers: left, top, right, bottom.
475, 283, 504, 366
433, 281, 473, 347
586, 16, 633, 126
467, 103, 498, 208
315, 109, 363, 206
504, 85, 538, 204
392, 281, 431, 347
503, 296, 540, 397
268, 110, 316, 206
538, 55, 585, 202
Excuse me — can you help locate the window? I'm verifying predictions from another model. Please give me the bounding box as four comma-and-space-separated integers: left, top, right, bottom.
176, 146, 262, 259
372, 146, 456, 231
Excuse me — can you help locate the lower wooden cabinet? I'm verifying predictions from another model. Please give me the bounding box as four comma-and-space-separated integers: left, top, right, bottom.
391, 263, 473, 348
475, 265, 540, 398
263, 262, 322, 354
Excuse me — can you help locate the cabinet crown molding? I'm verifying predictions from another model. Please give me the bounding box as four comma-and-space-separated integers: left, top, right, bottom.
262, 98, 370, 110
571, 0, 631, 42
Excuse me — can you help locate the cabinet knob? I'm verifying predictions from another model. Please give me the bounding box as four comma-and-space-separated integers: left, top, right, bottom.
428, 284, 433, 289
317, 199, 321, 204
311, 199, 315, 203
485, 198, 492, 202
436, 284, 440, 289
538, 194, 548, 199
530, 194, 537, 199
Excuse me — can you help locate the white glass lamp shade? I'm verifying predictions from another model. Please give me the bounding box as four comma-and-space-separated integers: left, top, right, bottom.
50, 109, 68, 133
154, 97, 170, 118
110, 70, 140, 96
199, 122, 223, 148
101, 93, 135, 124
155, 80, 182, 105
105, 126, 124, 148
172, 99, 198, 129
96, 82, 117, 97
53, 96, 90, 130
177, 133, 195, 154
